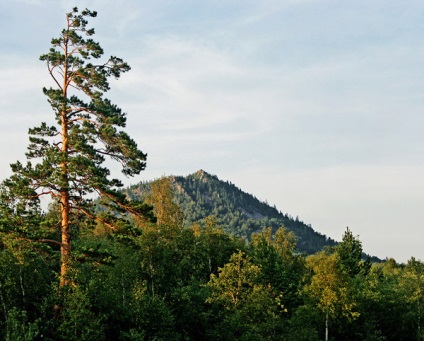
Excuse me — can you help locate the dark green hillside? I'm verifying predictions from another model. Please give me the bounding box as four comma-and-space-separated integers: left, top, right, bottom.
126, 170, 336, 254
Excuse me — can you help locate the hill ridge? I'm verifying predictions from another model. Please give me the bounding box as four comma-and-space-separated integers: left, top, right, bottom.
126, 170, 337, 254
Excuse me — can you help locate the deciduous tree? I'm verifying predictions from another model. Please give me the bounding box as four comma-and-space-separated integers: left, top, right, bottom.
206, 250, 282, 339
145, 176, 184, 230
305, 251, 359, 341
402, 258, 424, 340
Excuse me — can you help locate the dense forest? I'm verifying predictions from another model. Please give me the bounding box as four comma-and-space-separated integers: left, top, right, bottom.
1, 176, 424, 340
0, 7, 423, 341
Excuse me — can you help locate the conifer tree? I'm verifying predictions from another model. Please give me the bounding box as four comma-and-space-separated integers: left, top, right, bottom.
1, 8, 149, 286
336, 227, 370, 277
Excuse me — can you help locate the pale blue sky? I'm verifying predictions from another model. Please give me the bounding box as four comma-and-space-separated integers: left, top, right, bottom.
1, 0, 423, 262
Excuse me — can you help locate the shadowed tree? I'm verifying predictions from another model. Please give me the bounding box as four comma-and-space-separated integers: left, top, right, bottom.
1, 7, 149, 286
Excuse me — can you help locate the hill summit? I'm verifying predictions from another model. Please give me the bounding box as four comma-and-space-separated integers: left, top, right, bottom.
126, 170, 336, 254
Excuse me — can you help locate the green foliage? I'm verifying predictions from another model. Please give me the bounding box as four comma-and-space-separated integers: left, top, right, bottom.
55, 286, 105, 341
336, 227, 370, 278
206, 250, 283, 340
251, 227, 305, 312
5, 308, 39, 341
0, 186, 423, 340
285, 305, 321, 341
305, 250, 360, 340
170, 281, 212, 340
129, 280, 179, 341
352, 260, 412, 340
144, 176, 184, 229
207, 250, 262, 309
0, 242, 53, 331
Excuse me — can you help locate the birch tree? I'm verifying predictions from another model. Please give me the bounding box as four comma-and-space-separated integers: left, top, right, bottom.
305, 251, 359, 341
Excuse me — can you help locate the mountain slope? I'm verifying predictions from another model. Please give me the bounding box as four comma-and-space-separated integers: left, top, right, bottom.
126, 170, 336, 254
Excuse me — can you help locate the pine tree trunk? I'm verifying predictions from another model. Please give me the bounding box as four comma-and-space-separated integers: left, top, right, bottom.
59, 41, 70, 287
60, 189, 70, 287
59, 116, 70, 286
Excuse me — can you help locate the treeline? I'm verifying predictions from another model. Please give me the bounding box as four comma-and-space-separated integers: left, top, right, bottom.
0, 177, 423, 340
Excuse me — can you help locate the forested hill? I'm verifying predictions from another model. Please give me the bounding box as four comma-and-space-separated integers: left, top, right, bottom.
126, 169, 336, 254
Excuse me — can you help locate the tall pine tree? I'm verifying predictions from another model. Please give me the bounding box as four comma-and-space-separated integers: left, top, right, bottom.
1, 8, 149, 286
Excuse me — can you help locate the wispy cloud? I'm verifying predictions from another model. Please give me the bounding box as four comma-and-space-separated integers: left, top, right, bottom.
1, 0, 424, 262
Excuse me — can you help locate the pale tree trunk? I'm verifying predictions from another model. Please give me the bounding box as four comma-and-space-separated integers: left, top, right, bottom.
418, 299, 422, 341
325, 310, 329, 341
19, 267, 25, 300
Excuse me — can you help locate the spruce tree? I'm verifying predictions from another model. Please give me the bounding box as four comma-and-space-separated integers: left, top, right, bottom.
1, 7, 149, 286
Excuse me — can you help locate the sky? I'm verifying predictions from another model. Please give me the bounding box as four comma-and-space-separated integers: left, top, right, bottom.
1, 0, 423, 262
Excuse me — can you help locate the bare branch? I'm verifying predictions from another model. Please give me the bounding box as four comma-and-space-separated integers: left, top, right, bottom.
38, 239, 64, 247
